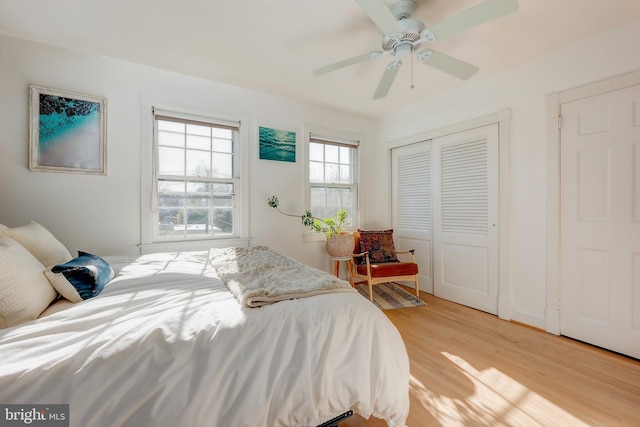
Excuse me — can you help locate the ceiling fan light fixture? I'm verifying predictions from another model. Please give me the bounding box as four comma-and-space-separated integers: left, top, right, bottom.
395, 43, 413, 59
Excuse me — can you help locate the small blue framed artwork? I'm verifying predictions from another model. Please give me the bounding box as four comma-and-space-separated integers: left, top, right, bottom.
258, 125, 296, 163
29, 85, 107, 174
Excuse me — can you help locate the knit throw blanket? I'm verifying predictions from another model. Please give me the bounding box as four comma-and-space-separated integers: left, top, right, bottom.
209, 246, 356, 307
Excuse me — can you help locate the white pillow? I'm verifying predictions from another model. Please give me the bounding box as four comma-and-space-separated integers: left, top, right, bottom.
0, 221, 72, 267
0, 236, 58, 328
0, 223, 7, 229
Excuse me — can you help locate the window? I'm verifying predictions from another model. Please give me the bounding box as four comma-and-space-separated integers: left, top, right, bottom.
153, 112, 240, 240
308, 133, 359, 228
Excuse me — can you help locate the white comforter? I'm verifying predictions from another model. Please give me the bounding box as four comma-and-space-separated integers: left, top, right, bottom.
0, 250, 409, 427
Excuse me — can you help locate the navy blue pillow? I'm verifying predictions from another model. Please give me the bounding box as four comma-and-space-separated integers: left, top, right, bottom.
46, 251, 114, 301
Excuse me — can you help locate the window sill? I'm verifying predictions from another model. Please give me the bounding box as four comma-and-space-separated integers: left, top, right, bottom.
139, 238, 250, 254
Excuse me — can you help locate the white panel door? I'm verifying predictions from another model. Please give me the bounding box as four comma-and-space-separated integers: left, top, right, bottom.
392, 141, 433, 292
432, 124, 499, 314
560, 84, 640, 359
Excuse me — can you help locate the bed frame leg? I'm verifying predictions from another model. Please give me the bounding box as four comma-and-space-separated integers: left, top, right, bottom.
316, 410, 354, 427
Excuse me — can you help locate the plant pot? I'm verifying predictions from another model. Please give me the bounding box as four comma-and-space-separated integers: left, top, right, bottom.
325, 232, 355, 258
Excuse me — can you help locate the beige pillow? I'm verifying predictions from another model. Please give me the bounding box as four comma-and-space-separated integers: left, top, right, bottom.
39, 299, 75, 317
0, 221, 72, 267
0, 236, 58, 328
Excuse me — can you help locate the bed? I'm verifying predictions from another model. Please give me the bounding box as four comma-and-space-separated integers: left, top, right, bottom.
0, 224, 410, 427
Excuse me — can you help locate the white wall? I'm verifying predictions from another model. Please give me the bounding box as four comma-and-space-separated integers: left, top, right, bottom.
378, 19, 640, 328
0, 34, 379, 272
7, 18, 638, 330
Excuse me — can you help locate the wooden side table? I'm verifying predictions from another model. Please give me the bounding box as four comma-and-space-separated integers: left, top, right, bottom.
329, 256, 354, 286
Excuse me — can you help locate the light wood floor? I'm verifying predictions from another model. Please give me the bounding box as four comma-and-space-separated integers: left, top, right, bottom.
342, 291, 640, 427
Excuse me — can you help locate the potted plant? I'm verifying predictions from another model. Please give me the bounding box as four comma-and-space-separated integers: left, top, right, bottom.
267, 195, 354, 257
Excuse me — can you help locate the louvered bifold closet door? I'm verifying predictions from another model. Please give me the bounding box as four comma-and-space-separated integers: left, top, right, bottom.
395, 147, 431, 234
392, 141, 433, 292
441, 140, 488, 235
432, 124, 499, 314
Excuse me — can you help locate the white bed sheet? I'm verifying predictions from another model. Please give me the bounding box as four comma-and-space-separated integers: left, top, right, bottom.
0, 250, 409, 427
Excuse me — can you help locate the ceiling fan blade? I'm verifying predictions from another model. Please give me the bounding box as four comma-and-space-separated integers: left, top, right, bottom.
417, 49, 479, 80
354, 0, 401, 35
428, 0, 519, 41
373, 60, 402, 99
313, 52, 380, 76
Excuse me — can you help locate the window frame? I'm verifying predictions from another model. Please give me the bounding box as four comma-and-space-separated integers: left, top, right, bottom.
304, 125, 360, 242
140, 104, 249, 253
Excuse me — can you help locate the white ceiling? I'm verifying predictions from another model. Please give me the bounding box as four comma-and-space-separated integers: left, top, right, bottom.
2, 0, 640, 119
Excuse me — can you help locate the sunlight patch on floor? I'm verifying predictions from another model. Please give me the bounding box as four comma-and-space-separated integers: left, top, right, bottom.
408, 352, 590, 427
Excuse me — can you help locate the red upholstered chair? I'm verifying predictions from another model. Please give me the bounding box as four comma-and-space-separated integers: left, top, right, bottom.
348, 229, 420, 302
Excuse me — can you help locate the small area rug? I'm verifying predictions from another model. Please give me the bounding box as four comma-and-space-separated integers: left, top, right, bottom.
356, 282, 425, 310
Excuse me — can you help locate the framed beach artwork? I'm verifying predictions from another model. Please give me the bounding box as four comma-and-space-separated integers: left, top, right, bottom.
29, 85, 107, 174
258, 125, 296, 163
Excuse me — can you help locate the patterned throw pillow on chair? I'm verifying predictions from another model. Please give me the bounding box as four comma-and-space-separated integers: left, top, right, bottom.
357, 229, 399, 265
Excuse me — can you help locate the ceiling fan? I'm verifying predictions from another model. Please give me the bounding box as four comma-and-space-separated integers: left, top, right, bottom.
313, 0, 519, 99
